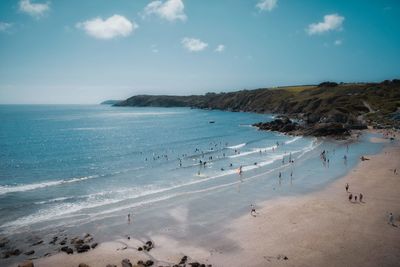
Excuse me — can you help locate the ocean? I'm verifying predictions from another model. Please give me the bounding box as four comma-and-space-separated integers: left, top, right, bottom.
0, 105, 383, 262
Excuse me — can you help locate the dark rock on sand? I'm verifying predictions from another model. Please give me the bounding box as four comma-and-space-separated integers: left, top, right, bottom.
76, 244, 90, 253
189, 263, 200, 267
18, 260, 34, 267
59, 237, 67, 245
3, 248, 22, 258
179, 255, 188, 264
90, 242, 98, 249
78, 264, 90, 267
106, 265, 117, 267
145, 260, 154, 266
121, 258, 133, 267
24, 250, 35, 255
74, 239, 85, 245
138, 247, 143, 251
61, 246, 73, 254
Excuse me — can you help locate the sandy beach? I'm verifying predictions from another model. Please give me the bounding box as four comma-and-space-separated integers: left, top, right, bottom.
18, 134, 400, 267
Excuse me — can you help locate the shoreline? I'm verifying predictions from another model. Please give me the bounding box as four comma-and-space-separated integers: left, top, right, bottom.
205, 134, 400, 267
17, 131, 399, 267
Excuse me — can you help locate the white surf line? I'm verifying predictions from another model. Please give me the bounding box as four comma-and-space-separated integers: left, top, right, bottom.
0, 175, 99, 195
227, 143, 246, 149
0, 167, 145, 196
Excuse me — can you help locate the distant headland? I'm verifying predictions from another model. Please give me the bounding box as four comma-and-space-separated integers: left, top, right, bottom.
111, 79, 400, 137
100, 100, 123, 105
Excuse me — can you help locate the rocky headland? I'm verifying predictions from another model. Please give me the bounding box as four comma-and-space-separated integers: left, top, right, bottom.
114, 79, 400, 137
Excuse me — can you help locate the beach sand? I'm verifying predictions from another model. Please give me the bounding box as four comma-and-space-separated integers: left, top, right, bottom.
28, 136, 400, 267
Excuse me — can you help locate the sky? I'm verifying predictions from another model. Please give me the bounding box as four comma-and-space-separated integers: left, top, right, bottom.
0, 0, 399, 104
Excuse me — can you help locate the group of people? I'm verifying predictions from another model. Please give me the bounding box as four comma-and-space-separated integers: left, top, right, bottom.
346, 183, 364, 203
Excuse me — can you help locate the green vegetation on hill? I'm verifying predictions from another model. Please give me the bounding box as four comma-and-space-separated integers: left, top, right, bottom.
115, 79, 400, 129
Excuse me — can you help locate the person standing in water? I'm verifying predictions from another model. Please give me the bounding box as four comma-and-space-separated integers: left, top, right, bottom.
278, 172, 282, 185
128, 213, 131, 224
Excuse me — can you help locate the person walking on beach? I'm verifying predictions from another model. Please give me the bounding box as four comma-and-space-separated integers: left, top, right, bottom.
345, 183, 349, 192
394, 168, 397, 175
355, 195, 358, 202
250, 204, 257, 217
349, 193, 353, 202
359, 193, 363, 202
388, 212, 394, 225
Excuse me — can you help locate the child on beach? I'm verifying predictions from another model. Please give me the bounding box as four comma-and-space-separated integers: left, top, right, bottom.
388, 213, 394, 225
250, 204, 257, 217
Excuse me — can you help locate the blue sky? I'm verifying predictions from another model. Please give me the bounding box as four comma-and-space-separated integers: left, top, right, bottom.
0, 0, 399, 104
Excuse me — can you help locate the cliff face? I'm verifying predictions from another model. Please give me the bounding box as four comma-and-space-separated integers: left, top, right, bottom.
115, 80, 400, 131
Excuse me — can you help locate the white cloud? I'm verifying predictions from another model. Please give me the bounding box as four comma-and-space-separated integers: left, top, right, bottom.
334, 39, 342, 46
76, 15, 137, 40
307, 13, 344, 35
144, 0, 187, 22
0, 22, 12, 32
215, 44, 225, 52
256, 0, 277, 12
19, 0, 50, 18
181, 37, 208, 52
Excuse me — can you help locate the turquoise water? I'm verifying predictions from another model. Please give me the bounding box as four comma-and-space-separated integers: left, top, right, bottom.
0, 105, 383, 262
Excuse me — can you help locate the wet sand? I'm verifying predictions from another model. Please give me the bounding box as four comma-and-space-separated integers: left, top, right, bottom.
23, 135, 400, 267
